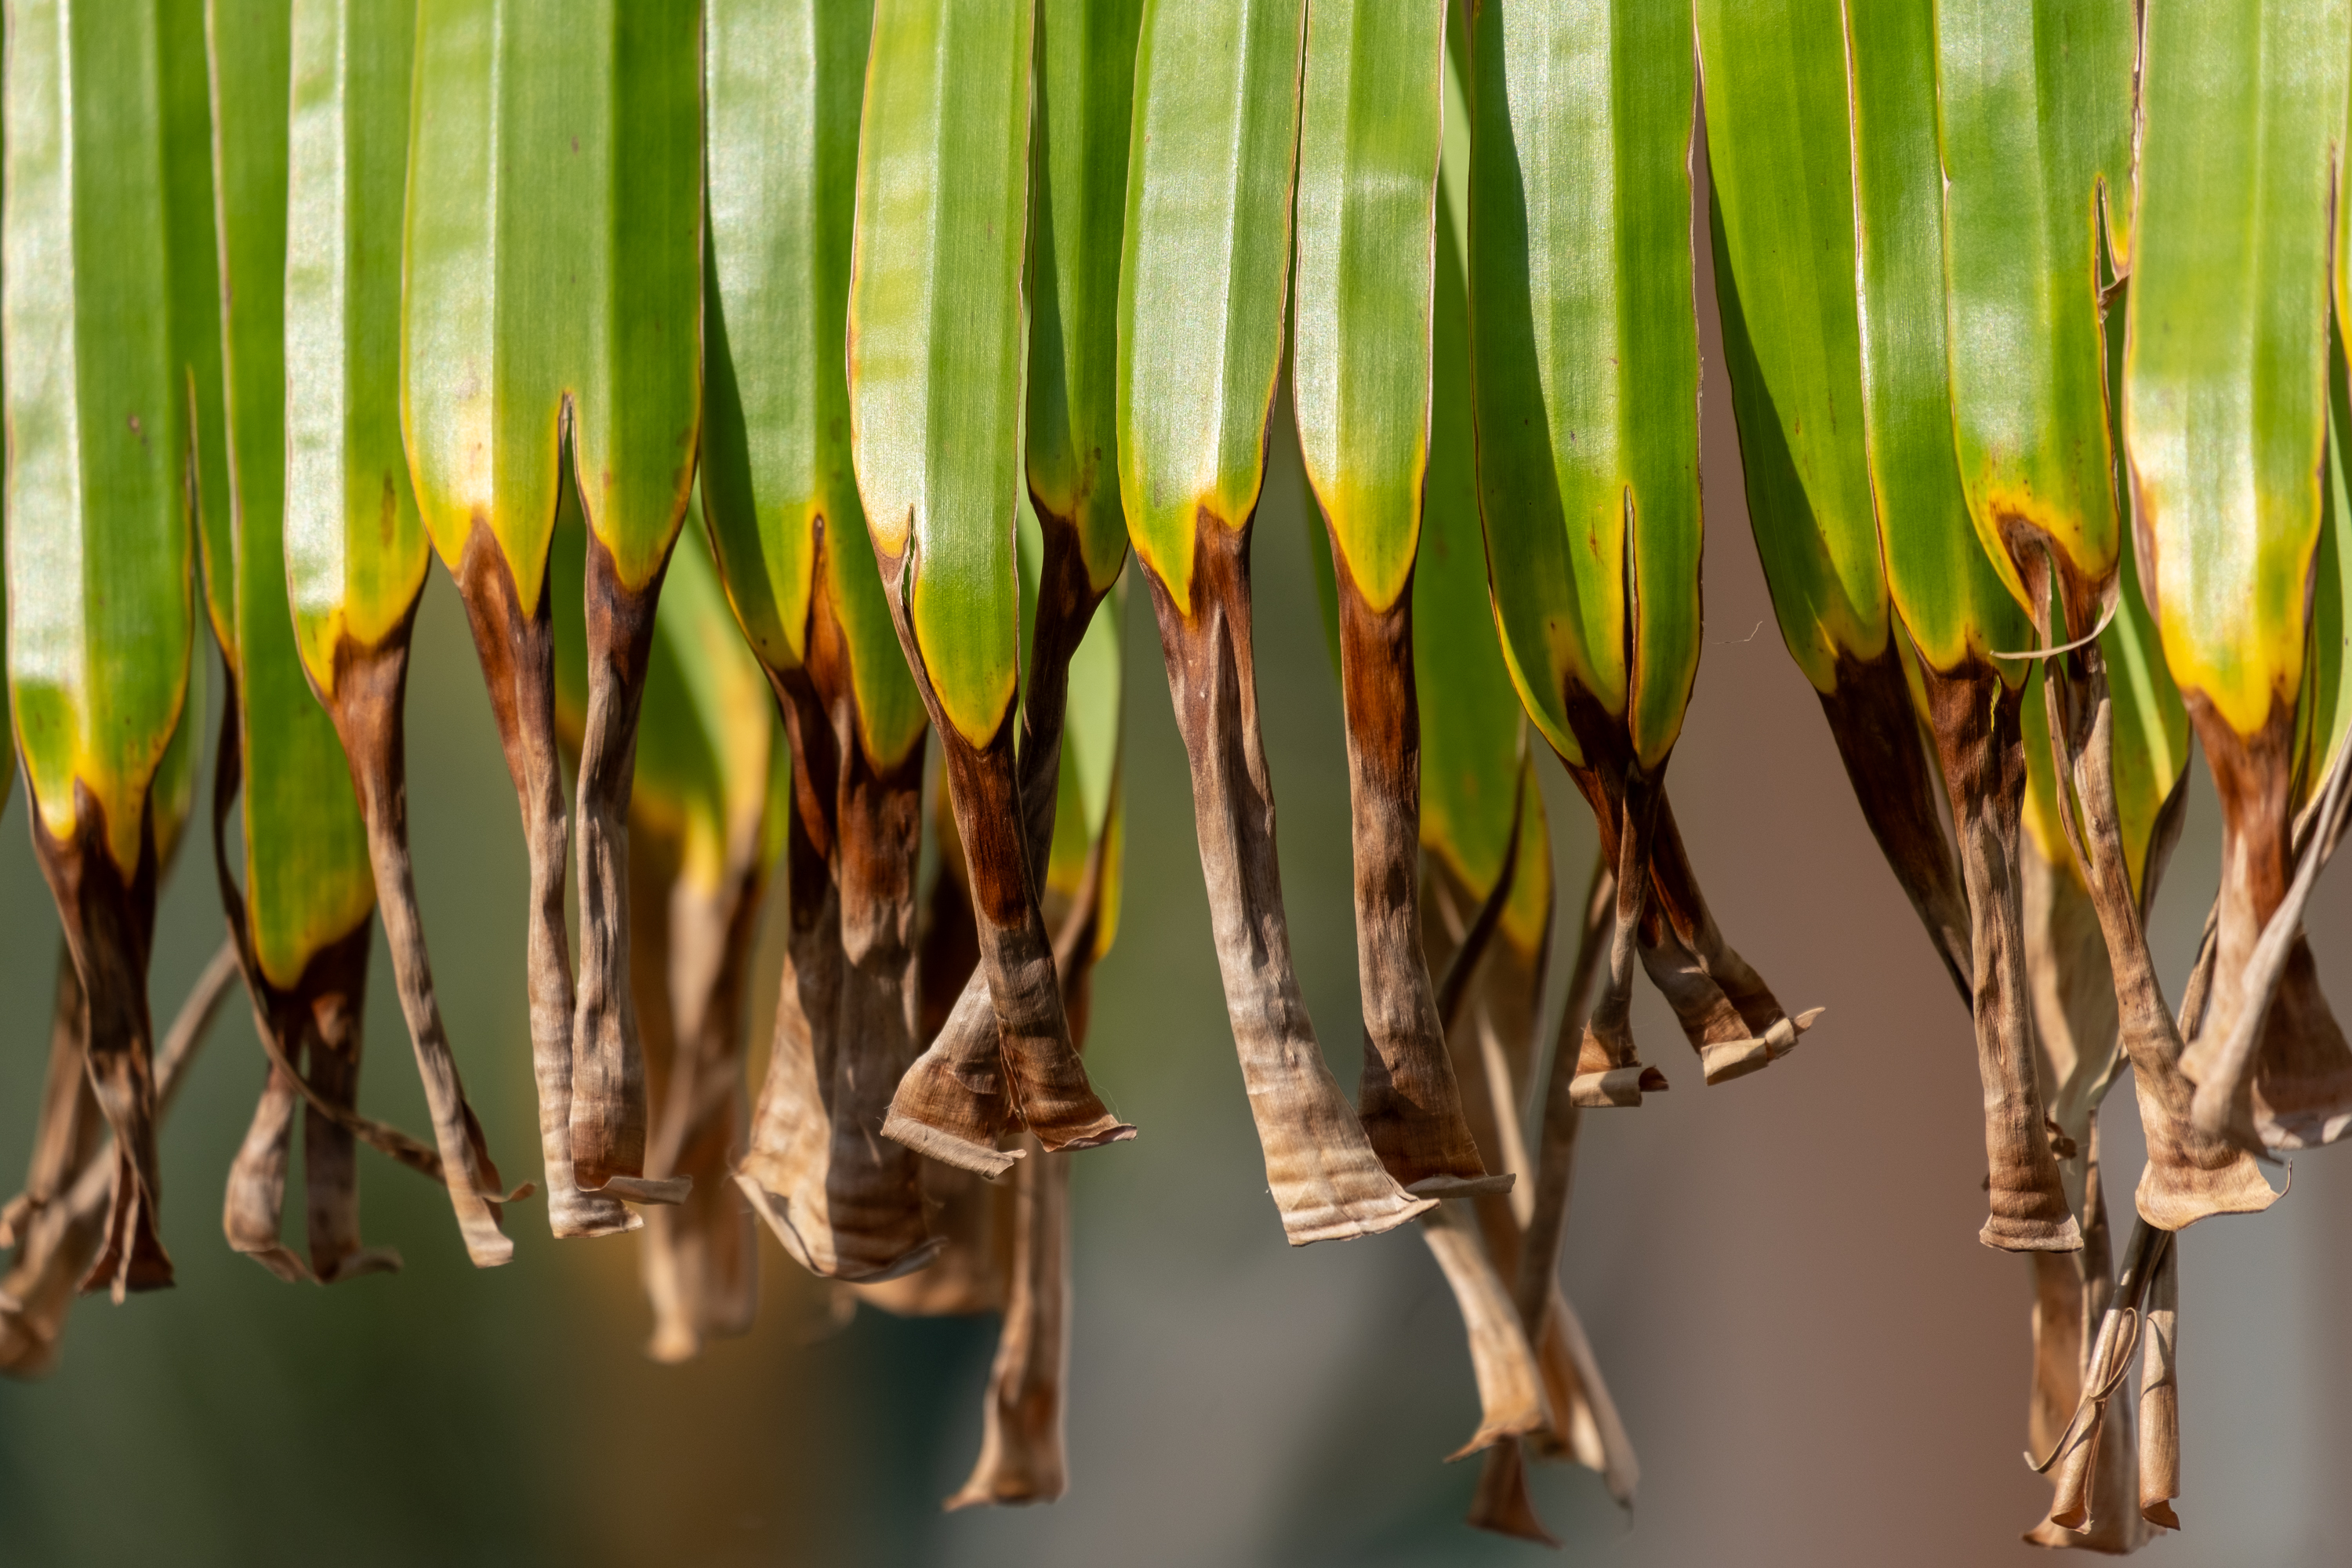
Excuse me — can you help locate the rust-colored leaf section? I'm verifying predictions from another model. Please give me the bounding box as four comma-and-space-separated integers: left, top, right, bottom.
852, 797, 1006, 1320
2041, 670, 2280, 1229
317, 622, 520, 1265
2180, 696, 2352, 1149
569, 528, 691, 1203
30, 789, 172, 1298
872, 521, 1132, 1169
950, 792, 1114, 1509
209, 684, 474, 1282
887, 503, 1115, 1170
1552, 706, 1813, 1105
218, 921, 401, 1285
738, 554, 938, 1281
1815, 647, 1971, 1004
452, 520, 638, 1239
1922, 661, 2081, 1253
1333, 553, 1497, 1194
1, 942, 240, 1375
1138, 512, 1430, 1243
1470, 853, 1639, 1539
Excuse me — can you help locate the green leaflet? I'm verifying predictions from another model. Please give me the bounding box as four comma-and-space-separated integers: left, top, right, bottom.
2106, 526, 2190, 899
2019, 549, 2190, 905
557, 499, 778, 898
5, 0, 210, 877
1466, 0, 1700, 771
153, 640, 205, 877
848, 0, 1033, 748
1045, 576, 1125, 953
1844, 0, 2031, 676
702, 0, 925, 767
211, 0, 377, 989
1428, 29, 1552, 957
403, 0, 702, 608
2300, 340, 2352, 811
1018, 489, 1124, 883
2085, 268, 2192, 898
1697, 0, 1886, 692
1029, 0, 1144, 591
1936, 0, 2136, 610
1708, 0, 2027, 685
2126, 0, 2348, 742
1292, 0, 1443, 614
1117, 0, 1305, 613
1417, 118, 1525, 905
285, 0, 426, 695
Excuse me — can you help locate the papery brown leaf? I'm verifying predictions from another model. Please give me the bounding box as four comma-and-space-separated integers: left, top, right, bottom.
1136, 517, 1429, 1242
2040, 655, 2281, 1228
631, 826, 764, 1363
1334, 557, 1499, 1195
2180, 718, 2352, 1151
451, 523, 640, 1239
31, 787, 172, 1300
317, 631, 519, 1264
2137, 1236, 2180, 1530
949, 802, 1116, 1508
0, 949, 100, 1254
886, 506, 1122, 1171
1924, 661, 2081, 1252
2029, 1217, 2161, 1552
736, 713, 938, 1281
568, 531, 687, 1203
2, 942, 239, 1376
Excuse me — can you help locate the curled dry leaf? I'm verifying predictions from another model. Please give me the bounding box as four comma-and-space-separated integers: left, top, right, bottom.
887, 0, 1141, 1181
0, 949, 99, 1254
1118, 0, 1425, 1243
2041, 646, 2281, 1230
1412, 83, 1631, 1514
853, 783, 1011, 1321
5, 0, 230, 1297
1, 943, 241, 1376
699, 0, 938, 1282
561, 517, 781, 1357
2133, 0, 2352, 1160
735, 724, 936, 1283
402, 0, 701, 1233
1472, 0, 1813, 1120
1465, 850, 1641, 1541
2020, 1131, 2150, 1552
211, 0, 481, 1286
1410, 787, 1544, 1466
1934, 0, 2151, 1261
2136, 1235, 2181, 1530
950, 684, 1123, 1509
284, 0, 521, 1262
1926, 664, 2082, 1253
1418, 1203, 1548, 1461
853, 0, 1131, 1175
1293, 0, 1494, 1196
2028, 1217, 2165, 1550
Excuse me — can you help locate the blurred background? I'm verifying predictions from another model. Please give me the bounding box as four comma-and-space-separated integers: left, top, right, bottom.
2, 176, 2348, 1568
